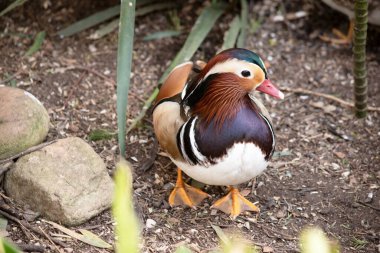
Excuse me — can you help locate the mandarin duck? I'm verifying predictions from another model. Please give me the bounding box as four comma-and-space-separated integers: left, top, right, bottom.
153, 48, 284, 219
320, 0, 380, 44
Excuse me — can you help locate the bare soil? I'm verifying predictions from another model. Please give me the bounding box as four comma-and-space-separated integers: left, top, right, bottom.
0, 0, 379, 252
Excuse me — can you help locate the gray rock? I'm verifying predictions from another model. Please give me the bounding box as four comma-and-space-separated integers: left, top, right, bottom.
5, 137, 114, 226
0, 86, 49, 160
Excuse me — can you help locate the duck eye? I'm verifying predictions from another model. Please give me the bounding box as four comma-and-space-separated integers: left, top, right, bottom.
241, 70, 251, 77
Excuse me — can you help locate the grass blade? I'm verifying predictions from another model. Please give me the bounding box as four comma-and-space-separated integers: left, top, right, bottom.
116, 0, 136, 157
220, 15, 240, 51
175, 246, 193, 253
89, 129, 116, 141
159, 2, 227, 83
57, 5, 120, 37
143, 30, 181, 41
1, 238, 21, 253
0, 0, 27, 17
89, 2, 176, 40
46, 221, 112, 249
88, 19, 119, 40
113, 159, 139, 253
136, 2, 175, 16
24, 31, 45, 56
236, 0, 248, 48
211, 224, 231, 245
126, 88, 159, 135
59, 1, 174, 38
126, 2, 226, 134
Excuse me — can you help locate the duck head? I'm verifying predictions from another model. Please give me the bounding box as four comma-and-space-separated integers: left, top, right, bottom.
182, 48, 283, 125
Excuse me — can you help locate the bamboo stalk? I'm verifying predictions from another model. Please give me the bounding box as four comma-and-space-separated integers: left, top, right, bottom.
116, 0, 136, 157
353, 0, 368, 118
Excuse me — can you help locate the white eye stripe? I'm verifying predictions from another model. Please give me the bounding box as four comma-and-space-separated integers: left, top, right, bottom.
204, 59, 257, 79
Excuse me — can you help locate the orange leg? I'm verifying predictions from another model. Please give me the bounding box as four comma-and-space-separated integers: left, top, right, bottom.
211, 186, 260, 219
320, 19, 354, 45
168, 169, 210, 208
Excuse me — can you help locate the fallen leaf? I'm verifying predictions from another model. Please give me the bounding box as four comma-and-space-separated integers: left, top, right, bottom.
333, 151, 346, 159
210, 224, 230, 245
46, 221, 112, 249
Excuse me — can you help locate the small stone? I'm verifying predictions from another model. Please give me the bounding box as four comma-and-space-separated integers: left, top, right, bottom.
263, 246, 274, 252
5, 137, 114, 226
364, 192, 373, 203
276, 210, 286, 219
146, 219, 156, 229
0, 87, 49, 159
163, 182, 174, 190
341, 171, 350, 178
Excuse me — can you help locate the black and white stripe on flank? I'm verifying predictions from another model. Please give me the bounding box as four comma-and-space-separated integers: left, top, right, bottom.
177, 117, 208, 165
189, 117, 209, 165
259, 112, 275, 159
178, 121, 192, 164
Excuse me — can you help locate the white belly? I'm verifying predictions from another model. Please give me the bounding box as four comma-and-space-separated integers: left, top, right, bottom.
173, 142, 268, 186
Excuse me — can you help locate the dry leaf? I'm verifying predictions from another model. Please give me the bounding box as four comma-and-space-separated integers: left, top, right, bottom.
46, 221, 112, 249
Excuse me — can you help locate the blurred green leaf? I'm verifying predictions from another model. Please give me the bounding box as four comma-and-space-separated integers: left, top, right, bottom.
46, 221, 112, 249
0, 218, 8, 238
159, 2, 227, 84
168, 10, 181, 31
57, 5, 120, 37
0, 238, 21, 253
211, 224, 231, 245
237, 0, 248, 48
143, 30, 181, 41
220, 15, 240, 51
89, 129, 116, 141
175, 245, 193, 253
59, 1, 175, 38
89, 2, 176, 40
300, 227, 333, 253
0, 0, 27, 17
116, 0, 136, 156
137, 2, 175, 16
128, 2, 226, 134
24, 31, 45, 57
113, 159, 139, 253
88, 19, 119, 40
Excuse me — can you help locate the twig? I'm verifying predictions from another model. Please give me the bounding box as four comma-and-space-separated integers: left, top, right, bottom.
0, 203, 24, 220
0, 140, 57, 165
0, 69, 24, 84
281, 87, 380, 112
258, 224, 297, 241
63, 66, 116, 85
39, 226, 64, 253
0, 209, 67, 248
141, 138, 159, 172
126, 87, 159, 134
357, 201, 380, 212
16, 243, 45, 252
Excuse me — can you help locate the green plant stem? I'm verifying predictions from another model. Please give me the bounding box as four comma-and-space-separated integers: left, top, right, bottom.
126, 87, 159, 135
117, 0, 136, 157
353, 0, 368, 118
236, 0, 248, 48
125, 3, 226, 134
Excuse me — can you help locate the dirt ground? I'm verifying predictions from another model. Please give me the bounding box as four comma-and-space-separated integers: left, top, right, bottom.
0, 0, 379, 252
